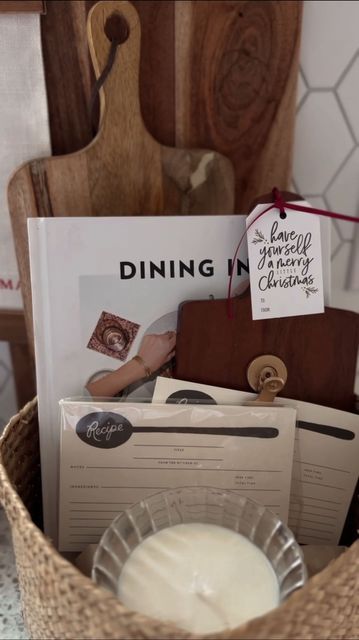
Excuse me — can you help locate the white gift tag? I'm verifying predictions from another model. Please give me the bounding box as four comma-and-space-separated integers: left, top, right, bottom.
246, 202, 325, 320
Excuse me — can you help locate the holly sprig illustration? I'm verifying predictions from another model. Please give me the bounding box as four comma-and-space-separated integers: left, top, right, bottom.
252, 229, 267, 244
302, 286, 319, 298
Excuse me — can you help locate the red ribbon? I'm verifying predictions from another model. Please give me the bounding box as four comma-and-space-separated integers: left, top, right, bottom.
227, 187, 359, 319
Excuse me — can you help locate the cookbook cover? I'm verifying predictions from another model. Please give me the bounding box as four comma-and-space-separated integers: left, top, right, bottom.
28, 215, 248, 543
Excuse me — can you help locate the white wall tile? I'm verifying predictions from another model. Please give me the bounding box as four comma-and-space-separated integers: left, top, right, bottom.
302, 197, 332, 303
304, 196, 327, 210
296, 71, 307, 106
301, 1, 359, 88
337, 55, 359, 143
295, 1, 359, 301
293, 92, 354, 194
326, 147, 359, 240
348, 227, 359, 290
331, 242, 352, 290
331, 220, 342, 256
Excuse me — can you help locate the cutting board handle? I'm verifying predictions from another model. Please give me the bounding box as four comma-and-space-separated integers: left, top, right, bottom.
87, 0, 152, 149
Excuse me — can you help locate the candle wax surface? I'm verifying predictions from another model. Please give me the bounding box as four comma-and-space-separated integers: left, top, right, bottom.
117, 522, 280, 635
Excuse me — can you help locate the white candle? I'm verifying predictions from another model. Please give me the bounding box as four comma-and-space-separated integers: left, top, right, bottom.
117, 522, 279, 634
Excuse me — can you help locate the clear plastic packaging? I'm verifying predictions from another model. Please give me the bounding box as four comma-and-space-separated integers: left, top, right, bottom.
59, 398, 297, 553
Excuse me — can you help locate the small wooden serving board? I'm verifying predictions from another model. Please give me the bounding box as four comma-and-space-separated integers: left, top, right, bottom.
175, 294, 359, 412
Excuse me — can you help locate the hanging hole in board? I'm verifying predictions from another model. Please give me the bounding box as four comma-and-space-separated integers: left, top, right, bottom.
279, 210, 287, 220
104, 12, 130, 45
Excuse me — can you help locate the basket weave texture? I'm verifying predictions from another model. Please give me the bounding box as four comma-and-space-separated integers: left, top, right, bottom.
0, 399, 358, 640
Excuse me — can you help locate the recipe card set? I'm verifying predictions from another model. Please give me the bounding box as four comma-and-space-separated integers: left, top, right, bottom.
59, 399, 297, 552
153, 377, 359, 547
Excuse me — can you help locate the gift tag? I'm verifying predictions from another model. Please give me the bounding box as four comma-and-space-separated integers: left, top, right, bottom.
246, 201, 324, 320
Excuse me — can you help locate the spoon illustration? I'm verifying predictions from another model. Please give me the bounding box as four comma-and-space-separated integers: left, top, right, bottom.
76, 411, 279, 449
297, 420, 355, 440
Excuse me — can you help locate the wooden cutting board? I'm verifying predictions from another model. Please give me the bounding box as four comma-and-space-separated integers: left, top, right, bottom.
175, 294, 359, 412
7, 0, 234, 353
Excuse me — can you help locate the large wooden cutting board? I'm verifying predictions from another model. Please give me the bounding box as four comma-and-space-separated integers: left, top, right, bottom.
175, 294, 359, 412
7, 0, 234, 353
39, 0, 303, 212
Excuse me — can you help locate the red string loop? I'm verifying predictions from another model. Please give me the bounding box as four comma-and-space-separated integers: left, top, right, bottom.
272, 187, 286, 218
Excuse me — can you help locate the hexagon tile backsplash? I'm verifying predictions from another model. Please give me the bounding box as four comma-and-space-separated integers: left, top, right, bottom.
0, 0, 359, 429
293, 0, 359, 293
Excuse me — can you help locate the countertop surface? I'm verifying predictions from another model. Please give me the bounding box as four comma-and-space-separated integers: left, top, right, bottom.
0, 510, 28, 640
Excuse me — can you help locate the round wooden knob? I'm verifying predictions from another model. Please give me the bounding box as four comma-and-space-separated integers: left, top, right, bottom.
247, 355, 288, 392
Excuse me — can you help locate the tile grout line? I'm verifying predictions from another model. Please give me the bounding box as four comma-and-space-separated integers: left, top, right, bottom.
334, 91, 358, 145
323, 145, 357, 195
334, 49, 359, 91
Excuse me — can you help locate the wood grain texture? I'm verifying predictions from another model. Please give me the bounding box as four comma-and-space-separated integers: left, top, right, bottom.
40, 0, 301, 200
86, 0, 165, 214
8, 166, 40, 348
9, 0, 302, 350
9, 0, 234, 352
41, 0, 175, 155
0, 1, 45, 12
9, 342, 36, 408
41, 0, 94, 154
0, 310, 28, 343
175, 0, 302, 211
175, 294, 359, 413
132, 0, 175, 146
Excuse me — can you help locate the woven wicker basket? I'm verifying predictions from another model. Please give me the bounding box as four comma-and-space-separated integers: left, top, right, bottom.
0, 399, 358, 639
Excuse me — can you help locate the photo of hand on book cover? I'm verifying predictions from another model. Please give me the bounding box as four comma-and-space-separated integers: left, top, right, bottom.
85, 309, 177, 399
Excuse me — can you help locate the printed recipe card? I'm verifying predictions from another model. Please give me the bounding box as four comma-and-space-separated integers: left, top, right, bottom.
58, 400, 296, 552
153, 377, 359, 544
